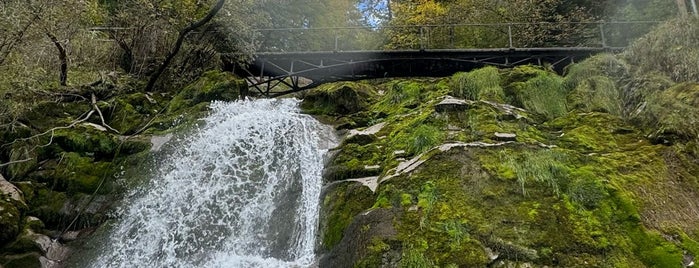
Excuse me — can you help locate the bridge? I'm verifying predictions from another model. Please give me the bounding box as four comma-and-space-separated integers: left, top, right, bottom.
233, 21, 657, 97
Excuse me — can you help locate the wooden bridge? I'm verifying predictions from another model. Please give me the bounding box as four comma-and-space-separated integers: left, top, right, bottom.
233, 22, 656, 97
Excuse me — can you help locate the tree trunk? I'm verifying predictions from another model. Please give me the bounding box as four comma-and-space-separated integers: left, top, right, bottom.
677, 0, 689, 16
145, 0, 226, 91
46, 32, 68, 86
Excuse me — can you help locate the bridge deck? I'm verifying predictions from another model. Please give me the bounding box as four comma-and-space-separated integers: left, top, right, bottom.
235, 47, 620, 97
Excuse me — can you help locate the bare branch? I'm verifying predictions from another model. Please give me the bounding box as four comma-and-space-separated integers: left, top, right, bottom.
0, 158, 33, 168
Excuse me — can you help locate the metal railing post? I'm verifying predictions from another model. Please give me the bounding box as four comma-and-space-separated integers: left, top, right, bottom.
420, 26, 425, 50
335, 34, 339, 52
450, 25, 455, 49
508, 23, 514, 49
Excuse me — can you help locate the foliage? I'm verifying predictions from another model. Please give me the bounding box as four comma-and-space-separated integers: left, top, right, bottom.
636, 83, 699, 141
624, 18, 699, 83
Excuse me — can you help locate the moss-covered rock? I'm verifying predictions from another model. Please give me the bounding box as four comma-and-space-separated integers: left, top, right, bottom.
167, 70, 243, 113
301, 81, 377, 116
317, 58, 699, 267
0, 252, 43, 268
53, 126, 120, 159
0, 175, 25, 246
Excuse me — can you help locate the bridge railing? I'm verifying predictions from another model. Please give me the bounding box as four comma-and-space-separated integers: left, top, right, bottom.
252, 21, 661, 52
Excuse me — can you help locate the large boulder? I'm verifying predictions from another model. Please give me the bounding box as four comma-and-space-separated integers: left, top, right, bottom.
0, 174, 26, 246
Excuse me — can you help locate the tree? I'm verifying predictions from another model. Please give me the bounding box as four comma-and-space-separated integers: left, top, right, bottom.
145, 0, 226, 91
0, 1, 38, 66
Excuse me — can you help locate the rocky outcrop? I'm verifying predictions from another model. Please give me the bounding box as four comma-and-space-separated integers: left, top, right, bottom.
314, 60, 699, 267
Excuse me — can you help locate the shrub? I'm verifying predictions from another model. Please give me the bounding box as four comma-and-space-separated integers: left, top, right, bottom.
450, 66, 505, 102
506, 67, 567, 120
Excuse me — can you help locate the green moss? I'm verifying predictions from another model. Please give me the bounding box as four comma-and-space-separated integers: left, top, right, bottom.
18, 101, 90, 131
325, 143, 385, 181
356, 238, 393, 268
60, 152, 111, 193
167, 70, 242, 113
53, 126, 120, 159
567, 167, 608, 209
450, 66, 505, 102
546, 112, 632, 152
301, 81, 377, 115
321, 183, 376, 249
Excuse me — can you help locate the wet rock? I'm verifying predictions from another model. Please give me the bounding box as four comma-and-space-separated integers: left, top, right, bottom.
494, 132, 517, 141
435, 96, 475, 112
345, 122, 386, 145
319, 208, 398, 268
0, 252, 43, 268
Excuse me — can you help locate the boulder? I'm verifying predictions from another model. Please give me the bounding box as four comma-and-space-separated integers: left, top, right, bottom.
1, 174, 26, 246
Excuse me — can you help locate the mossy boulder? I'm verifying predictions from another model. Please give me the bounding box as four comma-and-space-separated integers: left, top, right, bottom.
103, 92, 161, 134
2, 217, 50, 255
0, 175, 26, 246
301, 82, 377, 115
167, 70, 243, 113
18, 101, 90, 131
53, 126, 120, 159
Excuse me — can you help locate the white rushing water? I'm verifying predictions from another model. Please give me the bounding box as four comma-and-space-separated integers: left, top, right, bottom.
86, 99, 336, 268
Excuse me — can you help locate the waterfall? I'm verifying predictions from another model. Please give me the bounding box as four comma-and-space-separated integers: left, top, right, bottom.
82, 99, 336, 268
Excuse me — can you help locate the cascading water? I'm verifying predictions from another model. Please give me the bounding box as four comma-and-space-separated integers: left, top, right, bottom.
82, 99, 337, 267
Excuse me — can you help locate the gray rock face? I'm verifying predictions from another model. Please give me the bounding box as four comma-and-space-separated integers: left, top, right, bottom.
435, 96, 475, 112
319, 208, 399, 268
